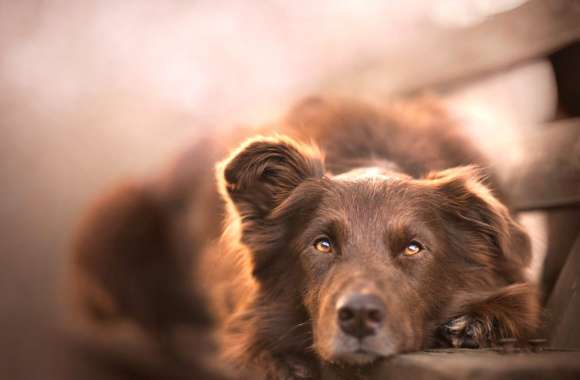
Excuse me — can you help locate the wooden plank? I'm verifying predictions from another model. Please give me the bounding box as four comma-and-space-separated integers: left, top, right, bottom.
503, 119, 580, 211
544, 235, 580, 349
326, 0, 580, 98
539, 208, 580, 304
357, 349, 580, 380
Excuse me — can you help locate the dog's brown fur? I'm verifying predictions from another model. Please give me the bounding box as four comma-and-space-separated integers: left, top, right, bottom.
72, 97, 540, 379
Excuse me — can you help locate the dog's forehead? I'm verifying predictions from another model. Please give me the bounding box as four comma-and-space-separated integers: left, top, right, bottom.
332, 166, 410, 182
319, 169, 422, 215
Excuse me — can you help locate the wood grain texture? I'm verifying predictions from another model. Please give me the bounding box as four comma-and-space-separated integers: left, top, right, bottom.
321, 349, 580, 380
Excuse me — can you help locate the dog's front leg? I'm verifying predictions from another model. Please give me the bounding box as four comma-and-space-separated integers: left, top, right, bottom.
437, 283, 540, 349
439, 314, 493, 348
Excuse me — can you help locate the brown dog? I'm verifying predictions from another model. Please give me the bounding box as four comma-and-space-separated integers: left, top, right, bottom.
73, 97, 540, 379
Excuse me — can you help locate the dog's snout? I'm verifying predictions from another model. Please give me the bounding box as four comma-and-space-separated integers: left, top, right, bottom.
336, 293, 385, 338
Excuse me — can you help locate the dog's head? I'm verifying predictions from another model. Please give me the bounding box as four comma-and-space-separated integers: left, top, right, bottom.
218, 136, 533, 365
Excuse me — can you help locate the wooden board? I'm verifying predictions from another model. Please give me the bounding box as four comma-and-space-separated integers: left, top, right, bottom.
326, 0, 580, 98
504, 119, 580, 211
544, 235, 580, 349
359, 349, 580, 380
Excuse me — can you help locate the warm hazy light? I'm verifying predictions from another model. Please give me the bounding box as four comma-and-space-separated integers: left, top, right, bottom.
1, 0, 573, 379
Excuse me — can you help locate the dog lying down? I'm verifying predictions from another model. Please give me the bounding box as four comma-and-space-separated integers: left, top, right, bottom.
73, 97, 540, 379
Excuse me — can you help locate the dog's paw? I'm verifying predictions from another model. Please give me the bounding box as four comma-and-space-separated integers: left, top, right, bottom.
441, 315, 493, 348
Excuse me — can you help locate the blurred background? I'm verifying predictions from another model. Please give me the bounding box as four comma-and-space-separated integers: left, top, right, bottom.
1, 1, 580, 379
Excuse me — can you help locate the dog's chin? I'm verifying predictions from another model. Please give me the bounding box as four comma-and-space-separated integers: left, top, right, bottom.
332, 349, 382, 365
321, 338, 396, 366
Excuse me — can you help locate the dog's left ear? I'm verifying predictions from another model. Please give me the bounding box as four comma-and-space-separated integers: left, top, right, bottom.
425, 166, 531, 276
218, 135, 325, 221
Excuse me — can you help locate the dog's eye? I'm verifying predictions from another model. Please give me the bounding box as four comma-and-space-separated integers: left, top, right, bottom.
313, 237, 333, 254
403, 241, 423, 256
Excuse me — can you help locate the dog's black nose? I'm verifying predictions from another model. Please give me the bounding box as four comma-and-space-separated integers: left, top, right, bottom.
337, 293, 385, 338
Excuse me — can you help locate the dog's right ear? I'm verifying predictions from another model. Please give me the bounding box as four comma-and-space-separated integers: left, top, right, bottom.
425, 166, 532, 278
218, 135, 325, 221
